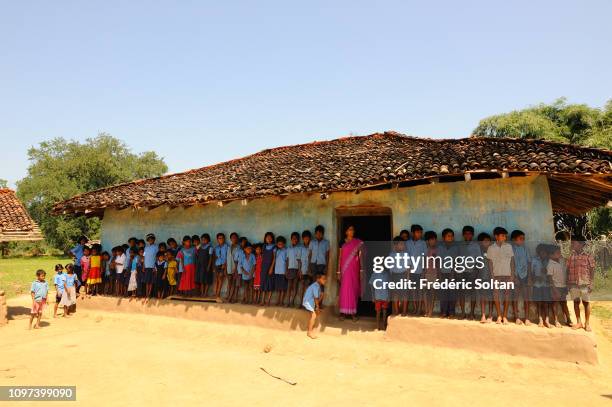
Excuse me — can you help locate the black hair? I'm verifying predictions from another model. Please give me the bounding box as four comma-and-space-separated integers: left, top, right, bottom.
201, 233, 211, 241
392, 236, 403, 242
441, 228, 454, 237
276, 235, 286, 244
290, 231, 300, 240
264, 232, 275, 243
36, 269, 46, 277
493, 227, 508, 236
101, 251, 110, 257
302, 230, 312, 239
462, 225, 475, 234
230, 232, 239, 239
535, 243, 548, 254
83, 245, 91, 252
477, 232, 491, 241
400, 229, 410, 237
182, 235, 191, 243
424, 231, 437, 241
314, 225, 325, 234
55, 264, 64, 272
78, 235, 88, 242
166, 237, 177, 245
216, 232, 226, 239
158, 242, 167, 249
137, 239, 145, 245
410, 225, 423, 233
65, 264, 73, 272
156, 251, 165, 258
117, 246, 125, 253
571, 235, 586, 243
138, 246, 145, 252
510, 230, 525, 240
239, 236, 248, 244
548, 244, 561, 254
192, 234, 200, 242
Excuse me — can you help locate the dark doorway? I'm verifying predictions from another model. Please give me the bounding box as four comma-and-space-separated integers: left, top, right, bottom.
338, 214, 392, 317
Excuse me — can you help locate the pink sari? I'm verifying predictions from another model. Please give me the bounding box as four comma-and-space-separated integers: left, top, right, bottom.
338, 238, 363, 315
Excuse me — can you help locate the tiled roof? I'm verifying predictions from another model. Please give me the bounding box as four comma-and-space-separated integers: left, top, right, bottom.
0, 189, 43, 242
52, 132, 612, 215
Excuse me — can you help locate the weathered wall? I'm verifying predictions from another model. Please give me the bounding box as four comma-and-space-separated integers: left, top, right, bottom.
101, 175, 555, 301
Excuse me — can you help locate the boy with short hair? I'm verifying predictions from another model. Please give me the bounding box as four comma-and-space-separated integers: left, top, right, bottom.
30, 270, 49, 329
143, 233, 158, 300
285, 232, 301, 307
299, 230, 313, 307
310, 225, 330, 277
303, 274, 327, 339
459, 226, 481, 320
238, 243, 256, 304
388, 236, 408, 316
226, 232, 240, 303
487, 227, 514, 324
406, 224, 427, 315
532, 244, 551, 328
213, 233, 229, 302
438, 228, 459, 318
274, 236, 289, 306
511, 230, 531, 325
196, 233, 214, 297
547, 245, 572, 327
114, 246, 126, 297
567, 238, 596, 332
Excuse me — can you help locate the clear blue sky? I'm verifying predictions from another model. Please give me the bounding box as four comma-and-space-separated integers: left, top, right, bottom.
2, 1, 611, 188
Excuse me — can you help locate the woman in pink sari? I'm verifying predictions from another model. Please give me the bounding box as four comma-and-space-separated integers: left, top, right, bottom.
337, 225, 365, 321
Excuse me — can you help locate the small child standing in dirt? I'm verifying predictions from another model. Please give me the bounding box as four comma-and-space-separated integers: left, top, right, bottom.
164, 251, 178, 296
30, 270, 49, 329
567, 238, 596, 332
253, 244, 263, 304
532, 244, 550, 328
302, 274, 327, 339
546, 245, 571, 327
369, 268, 390, 330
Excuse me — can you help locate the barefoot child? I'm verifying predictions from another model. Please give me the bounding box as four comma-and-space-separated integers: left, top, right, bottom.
102, 251, 112, 295
261, 232, 276, 306
88, 245, 102, 296
226, 232, 240, 303
546, 245, 571, 327
29, 270, 49, 329
285, 232, 301, 307
79, 246, 91, 295
406, 224, 427, 315
239, 243, 256, 303
303, 274, 327, 339
155, 251, 167, 299
59, 264, 78, 316
253, 244, 263, 304
298, 230, 313, 307
127, 249, 140, 298
53, 264, 65, 318
487, 227, 515, 324
459, 226, 481, 320
389, 236, 408, 316
213, 233, 229, 302
423, 231, 438, 317
274, 236, 288, 306
144, 233, 159, 299
165, 251, 178, 296
369, 267, 390, 330
196, 233, 214, 297
477, 233, 494, 323
532, 244, 551, 328
438, 229, 459, 319
114, 246, 126, 297
567, 238, 596, 332
511, 230, 531, 325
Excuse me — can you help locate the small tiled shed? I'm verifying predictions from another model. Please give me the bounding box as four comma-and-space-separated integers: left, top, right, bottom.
0, 189, 43, 244
53, 132, 612, 304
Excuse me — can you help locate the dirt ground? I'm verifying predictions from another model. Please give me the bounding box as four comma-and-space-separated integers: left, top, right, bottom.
2, 296, 612, 407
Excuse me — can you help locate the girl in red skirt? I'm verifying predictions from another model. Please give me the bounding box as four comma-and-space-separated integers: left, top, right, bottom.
253, 244, 263, 304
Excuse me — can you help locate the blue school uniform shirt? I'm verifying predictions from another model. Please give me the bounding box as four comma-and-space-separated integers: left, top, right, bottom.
369, 270, 390, 301
286, 245, 301, 269
437, 243, 459, 274
512, 244, 530, 280
274, 247, 288, 274
71, 244, 84, 265
387, 249, 407, 274
239, 253, 256, 280
214, 243, 229, 266
299, 244, 311, 273
31, 280, 49, 302
144, 243, 158, 268
54, 272, 66, 293
405, 240, 427, 274
459, 241, 482, 274
531, 256, 547, 288
65, 274, 79, 288
302, 282, 321, 310
310, 238, 330, 265
233, 247, 245, 274
131, 255, 140, 271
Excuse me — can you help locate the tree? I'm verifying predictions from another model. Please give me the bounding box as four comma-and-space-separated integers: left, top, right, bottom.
472, 98, 612, 236
16, 133, 168, 250
0, 179, 7, 188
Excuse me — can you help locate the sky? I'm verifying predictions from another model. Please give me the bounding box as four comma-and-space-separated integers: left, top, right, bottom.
1, 0, 611, 188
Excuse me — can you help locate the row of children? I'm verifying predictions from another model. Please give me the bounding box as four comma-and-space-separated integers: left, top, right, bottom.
368, 225, 595, 331
69, 226, 331, 309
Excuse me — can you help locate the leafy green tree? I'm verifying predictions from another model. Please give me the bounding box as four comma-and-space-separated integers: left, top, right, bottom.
472, 98, 611, 236
16, 133, 168, 250
0, 179, 7, 188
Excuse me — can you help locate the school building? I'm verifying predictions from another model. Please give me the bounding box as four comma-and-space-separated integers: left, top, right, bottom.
53, 132, 612, 303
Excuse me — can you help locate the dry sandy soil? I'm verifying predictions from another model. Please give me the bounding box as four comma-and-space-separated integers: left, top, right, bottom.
1, 295, 612, 407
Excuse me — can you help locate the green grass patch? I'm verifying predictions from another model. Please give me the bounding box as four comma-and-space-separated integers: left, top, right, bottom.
0, 256, 71, 298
